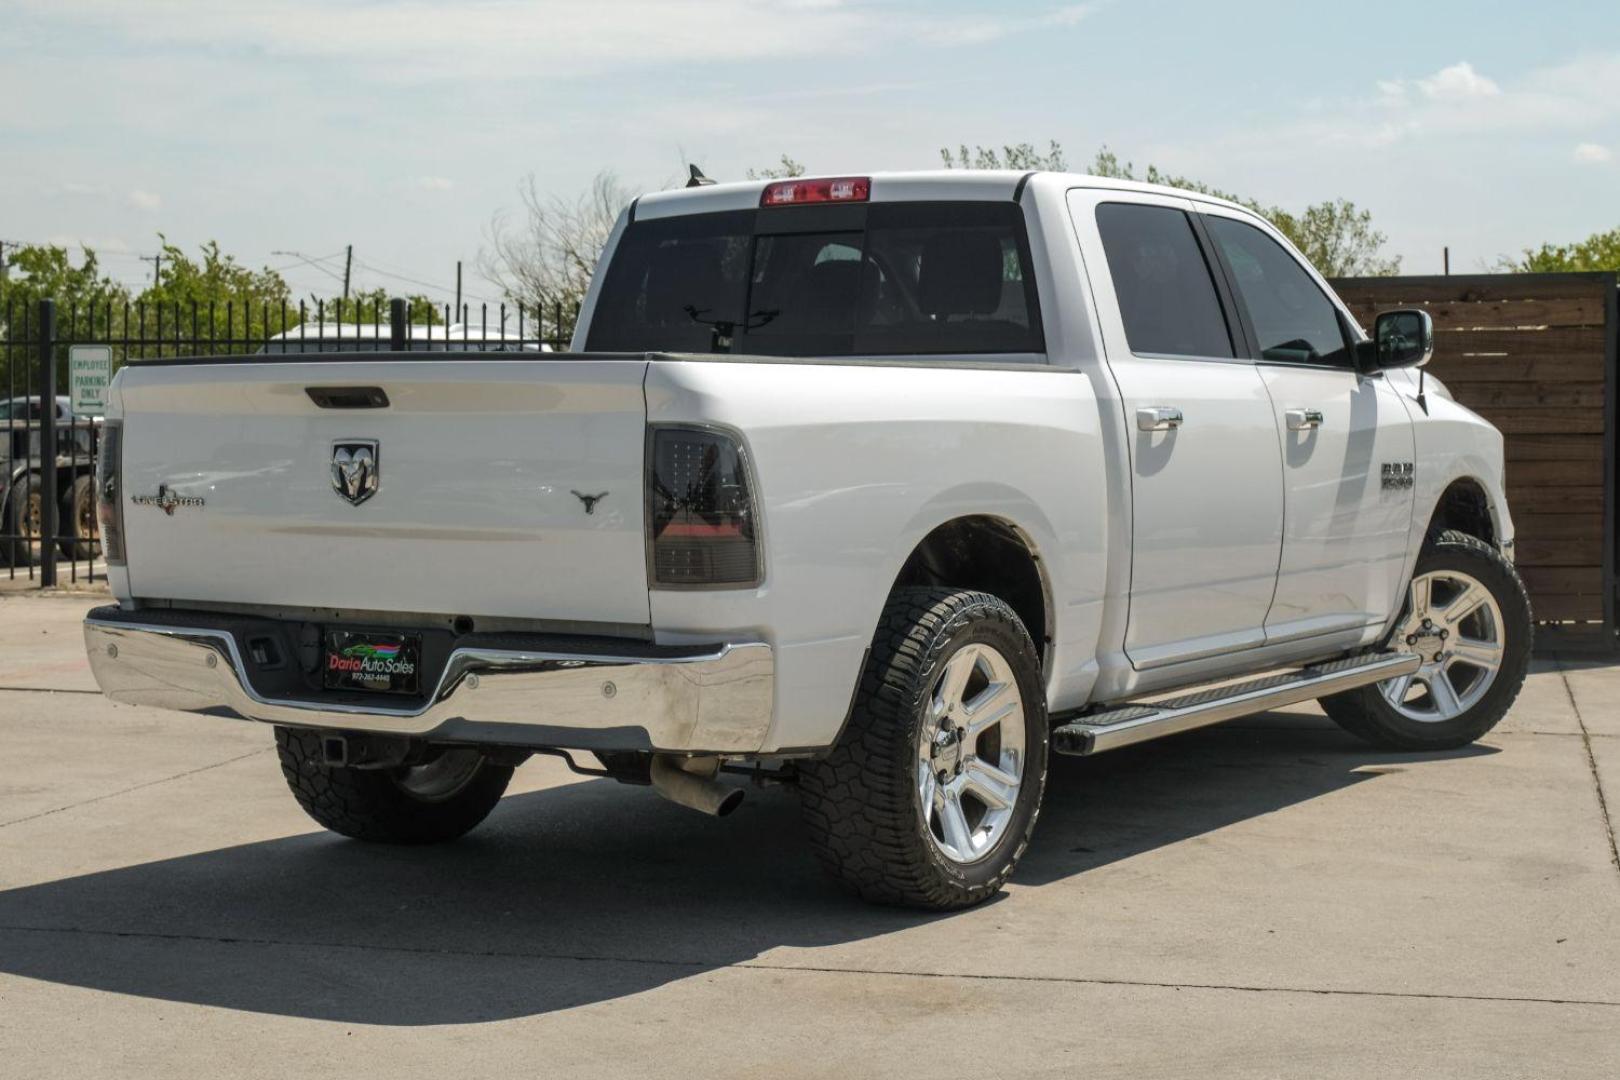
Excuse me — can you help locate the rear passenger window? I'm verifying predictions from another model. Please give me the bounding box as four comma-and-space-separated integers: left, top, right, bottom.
585, 202, 1043, 356
1095, 203, 1234, 359
1203, 216, 1349, 366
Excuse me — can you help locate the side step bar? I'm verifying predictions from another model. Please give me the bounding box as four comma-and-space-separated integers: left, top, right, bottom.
1051, 652, 1420, 756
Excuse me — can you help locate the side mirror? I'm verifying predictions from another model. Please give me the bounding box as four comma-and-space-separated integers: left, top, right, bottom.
1369, 308, 1434, 371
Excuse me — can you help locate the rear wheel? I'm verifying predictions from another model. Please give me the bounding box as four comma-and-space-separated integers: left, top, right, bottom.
1, 475, 42, 568
1320, 530, 1531, 750
275, 727, 514, 844
59, 474, 100, 560
798, 588, 1049, 909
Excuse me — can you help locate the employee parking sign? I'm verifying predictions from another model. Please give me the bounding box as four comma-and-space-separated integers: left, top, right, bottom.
69, 345, 112, 415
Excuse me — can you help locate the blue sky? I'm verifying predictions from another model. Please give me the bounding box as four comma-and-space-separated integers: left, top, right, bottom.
4, 0, 1618, 303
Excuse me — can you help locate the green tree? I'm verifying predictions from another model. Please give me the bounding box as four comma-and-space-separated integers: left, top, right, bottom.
0, 244, 130, 385
747, 155, 807, 180
1500, 226, 1620, 272
306, 286, 445, 326
130, 238, 297, 347
1086, 146, 1400, 277
0, 244, 129, 329
941, 141, 1068, 171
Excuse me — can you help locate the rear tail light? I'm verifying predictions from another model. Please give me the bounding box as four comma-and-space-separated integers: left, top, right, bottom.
96, 420, 126, 566
760, 176, 870, 207
647, 426, 760, 587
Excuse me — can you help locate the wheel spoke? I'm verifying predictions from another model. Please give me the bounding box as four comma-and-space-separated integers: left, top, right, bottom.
964, 692, 1018, 742
1410, 575, 1432, 619
1424, 670, 1463, 717
919, 768, 938, 826
937, 647, 979, 713
1440, 582, 1488, 628
938, 790, 974, 855
960, 760, 1017, 811
1448, 637, 1502, 673
1380, 671, 1416, 706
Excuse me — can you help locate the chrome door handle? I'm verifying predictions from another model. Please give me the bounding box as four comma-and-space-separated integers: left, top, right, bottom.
1136, 406, 1184, 432
1286, 408, 1324, 431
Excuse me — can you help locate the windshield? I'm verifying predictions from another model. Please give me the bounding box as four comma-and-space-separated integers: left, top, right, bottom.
585, 201, 1044, 356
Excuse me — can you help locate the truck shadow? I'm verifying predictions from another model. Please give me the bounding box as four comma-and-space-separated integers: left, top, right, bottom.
0, 716, 1494, 1026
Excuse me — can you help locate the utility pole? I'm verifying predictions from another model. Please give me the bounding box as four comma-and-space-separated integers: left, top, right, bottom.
1443, 247, 1450, 276
342, 244, 353, 306
0, 240, 8, 283
455, 261, 462, 323
140, 251, 162, 285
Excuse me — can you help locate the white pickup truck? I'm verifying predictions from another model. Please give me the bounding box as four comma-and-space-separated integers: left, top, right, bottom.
84, 171, 1531, 909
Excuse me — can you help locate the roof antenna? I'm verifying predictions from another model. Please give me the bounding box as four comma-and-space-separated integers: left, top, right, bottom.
686, 164, 716, 188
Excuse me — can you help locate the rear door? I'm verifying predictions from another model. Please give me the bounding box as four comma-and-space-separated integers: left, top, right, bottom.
1069, 189, 1284, 670
116, 357, 652, 624
1198, 209, 1415, 642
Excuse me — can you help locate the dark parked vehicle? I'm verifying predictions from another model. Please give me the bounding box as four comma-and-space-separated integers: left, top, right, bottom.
1, 395, 101, 567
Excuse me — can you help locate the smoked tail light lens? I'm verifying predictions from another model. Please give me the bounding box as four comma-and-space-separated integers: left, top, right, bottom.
647, 427, 760, 587
96, 420, 126, 566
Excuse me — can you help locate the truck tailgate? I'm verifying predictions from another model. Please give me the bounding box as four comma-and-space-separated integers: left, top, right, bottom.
116, 358, 651, 624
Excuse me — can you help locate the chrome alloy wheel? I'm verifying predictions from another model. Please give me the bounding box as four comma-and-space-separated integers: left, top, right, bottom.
394, 749, 485, 801
917, 642, 1027, 864
1380, 569, 1506, 723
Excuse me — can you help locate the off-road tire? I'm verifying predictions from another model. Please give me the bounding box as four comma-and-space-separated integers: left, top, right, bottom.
798, 587, 1049, 910
275, 727, 513, 844
59, 473, 100, 560
1, 474, 40, 568
1320, 530, 1532, 750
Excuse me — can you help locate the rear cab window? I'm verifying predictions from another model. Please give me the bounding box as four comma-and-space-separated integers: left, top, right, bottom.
1094, 202, 1235, 360
585, 201, 1044, 357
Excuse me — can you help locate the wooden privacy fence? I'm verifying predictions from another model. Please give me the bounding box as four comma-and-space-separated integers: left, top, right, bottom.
1332, 272, 1619, 645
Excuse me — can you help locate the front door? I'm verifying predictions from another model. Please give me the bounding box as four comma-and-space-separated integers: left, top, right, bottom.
1071, 191, 1284, 670
1199, 210, 1416, 642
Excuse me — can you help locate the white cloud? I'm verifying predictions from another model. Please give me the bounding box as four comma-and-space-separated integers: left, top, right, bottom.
921, 2, 1103, 45
416, 176, 454, 191
1357, 56, 1619, 144
58, 181, 110, 197
1374, 61, 1502, 113
126, 189, 162, 211
1573, 142, 1613, 163
1415, 61, 1500, 101
10, 1, 1096, 80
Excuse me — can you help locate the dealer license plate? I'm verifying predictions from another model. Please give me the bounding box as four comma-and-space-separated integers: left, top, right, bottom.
323, 630, 422, 695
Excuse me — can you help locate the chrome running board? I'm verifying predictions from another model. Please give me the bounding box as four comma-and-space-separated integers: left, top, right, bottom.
1051, 652, 1420, 756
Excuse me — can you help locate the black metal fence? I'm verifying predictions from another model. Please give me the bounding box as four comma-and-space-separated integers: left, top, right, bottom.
1, 296, 577, 588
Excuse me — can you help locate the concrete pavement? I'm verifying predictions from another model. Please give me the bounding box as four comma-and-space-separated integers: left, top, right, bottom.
1, 592, 1617, 1078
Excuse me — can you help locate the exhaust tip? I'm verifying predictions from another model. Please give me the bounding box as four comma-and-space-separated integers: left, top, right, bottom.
650, 755, 745, 818
715, 787, 745, 818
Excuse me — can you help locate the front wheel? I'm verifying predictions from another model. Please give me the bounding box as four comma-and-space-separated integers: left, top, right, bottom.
797, 588, 1049, 910
275, 727, 514, 844
1320, 529, 1532, 750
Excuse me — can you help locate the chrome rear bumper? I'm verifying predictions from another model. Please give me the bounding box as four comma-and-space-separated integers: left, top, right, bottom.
83, 609, 774, 754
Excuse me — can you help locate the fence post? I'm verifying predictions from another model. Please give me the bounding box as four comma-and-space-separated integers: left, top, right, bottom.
389, 298, 407, 351
37, 298, 58, 588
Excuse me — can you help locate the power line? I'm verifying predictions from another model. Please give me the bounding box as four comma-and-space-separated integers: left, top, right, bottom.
270, 249, 347, 284
3, 236, 510, 311
350, 257, 498, 306
1, 238, 158, 262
